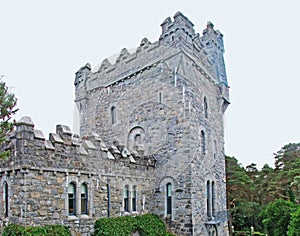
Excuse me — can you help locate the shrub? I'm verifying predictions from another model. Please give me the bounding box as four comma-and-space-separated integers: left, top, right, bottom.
2, 224, 71, 236
94, 214, 175, 236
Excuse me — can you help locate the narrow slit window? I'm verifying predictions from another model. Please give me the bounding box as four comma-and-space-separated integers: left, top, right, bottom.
207, 181, 211, 217
212, 181, 216, 217
166, 183, 172, 215
111, 106, 116, 124
68, 183, 76, 216
124, 185, 129, 212
201, 130, 206, 155
81, 183, 88, 215
132, 186, 137, 212
4, 181, 8, 218
204, 96, 208, 119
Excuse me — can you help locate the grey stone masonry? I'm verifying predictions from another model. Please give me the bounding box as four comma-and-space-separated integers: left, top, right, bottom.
0, 12, 229, 236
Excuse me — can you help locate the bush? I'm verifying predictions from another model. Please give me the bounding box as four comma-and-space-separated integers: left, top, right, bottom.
2, 224, 71, 236
94, 214, 175, 236
288, 206, 300, 236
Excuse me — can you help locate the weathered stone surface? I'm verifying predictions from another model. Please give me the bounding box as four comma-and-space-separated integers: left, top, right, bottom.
0, 12, 229, 236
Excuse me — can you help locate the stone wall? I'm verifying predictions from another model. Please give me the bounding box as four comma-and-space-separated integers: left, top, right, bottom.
74, 11, 229, 236
0, 117, 155, 235
0, 11, 229, 236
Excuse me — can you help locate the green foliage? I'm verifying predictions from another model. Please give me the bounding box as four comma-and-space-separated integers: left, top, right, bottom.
93, 214, 173, 236
288, 206, 300, 236
2, 224, 71, 236
259, 199, 297, 236
0, 77, 18, 158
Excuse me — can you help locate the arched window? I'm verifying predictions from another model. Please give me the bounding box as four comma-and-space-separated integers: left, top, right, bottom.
204, 96, 208, 119
111, 106, 116, 124
68, 183, 76, 215
212, 181, 216, 217
201, 130, 206, 155
81, 183, 88, 215
207, 180, 211, 217
166, 183, 172, 215
4, 181, 8, 218
124, 185, 129, 212
132, 186, 137, 212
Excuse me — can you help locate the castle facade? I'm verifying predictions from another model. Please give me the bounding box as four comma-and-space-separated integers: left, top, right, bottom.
0, 12, 229, 236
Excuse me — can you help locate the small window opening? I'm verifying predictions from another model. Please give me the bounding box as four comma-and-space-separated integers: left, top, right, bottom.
204, 97, 208, 119
158, 91, 162, 103
68, 183, 76, 215
212, 181, 216, 217
4, 182, 8, 218
111, 106, 116, 124
166, 183, 172, 215
201, 130, 206, 155
124, 185, 129, 212
207, 181, 211, 217
132, 186, 137, 212
81, 184, 88, 214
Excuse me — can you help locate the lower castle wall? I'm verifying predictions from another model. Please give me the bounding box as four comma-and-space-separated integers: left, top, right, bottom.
0, 167, 155, 236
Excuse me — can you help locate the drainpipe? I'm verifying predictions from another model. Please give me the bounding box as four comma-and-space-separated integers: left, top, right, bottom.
107, 179, 110, 218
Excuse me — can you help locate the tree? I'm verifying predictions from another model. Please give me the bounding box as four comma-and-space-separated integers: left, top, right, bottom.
260, 199, 297, 236
288, 206, 300, 236
0, 76, 18, 158
226, 156, 254, 233
273, 143, 300, 202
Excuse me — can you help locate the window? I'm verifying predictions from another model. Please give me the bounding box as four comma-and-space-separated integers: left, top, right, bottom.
124, 185, 129, 212
68, 183, 76, 215
201, 130, 206, 155
4, 181, 8, 218
212, 181, 216, 217
81, 183, 88, 214
158, 91, 162, 103
111, 106, 116, 124
166, 183, 172, 215
132, 186, 137, 212
204, 96, 208, 119
213, 140, 217, 159
207, 181, 211, 217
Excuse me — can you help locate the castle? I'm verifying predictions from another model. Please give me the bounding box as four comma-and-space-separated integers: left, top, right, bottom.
0, 12, 229, 235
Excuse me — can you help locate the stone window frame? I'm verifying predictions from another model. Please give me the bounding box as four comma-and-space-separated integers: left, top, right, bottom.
111, 105, 117, 125
158, 176, 176, 219
204, 96, 208, 119
65, 177, 93, 218
123, 185, 130, 212
166, 183, 172, 216
121, 183, 139, 214
0, 176, 10, 219
200, 130, 206, 155
131, 185, 137, 212
80, 183, 88, 215
68, 182, 77, 216
206, 178, 217, 219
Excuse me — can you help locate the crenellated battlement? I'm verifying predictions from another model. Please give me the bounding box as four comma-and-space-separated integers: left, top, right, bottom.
74, 11, 228, 96
0, 116, 156, 174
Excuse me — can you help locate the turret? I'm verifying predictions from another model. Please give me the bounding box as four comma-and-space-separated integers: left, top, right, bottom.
201, 22, 228, 86
159, 11, 195, 45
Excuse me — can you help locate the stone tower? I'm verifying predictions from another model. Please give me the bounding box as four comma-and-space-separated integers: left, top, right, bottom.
75, 11, 230, 235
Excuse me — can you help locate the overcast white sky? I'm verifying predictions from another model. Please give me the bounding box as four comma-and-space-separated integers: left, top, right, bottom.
1, 1, 300, 169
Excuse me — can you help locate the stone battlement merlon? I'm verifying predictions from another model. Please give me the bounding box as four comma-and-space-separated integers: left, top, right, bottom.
0, 116, 155, 172
74, 11, 228, 93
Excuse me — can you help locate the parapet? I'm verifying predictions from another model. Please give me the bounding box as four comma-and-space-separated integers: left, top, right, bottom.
0, 117, 156, 173
74, 11, 228, 94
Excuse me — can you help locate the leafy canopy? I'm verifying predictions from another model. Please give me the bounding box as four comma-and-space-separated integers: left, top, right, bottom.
0, 76, 18, 158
